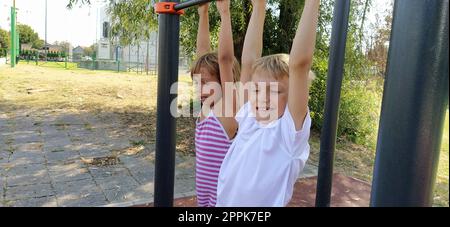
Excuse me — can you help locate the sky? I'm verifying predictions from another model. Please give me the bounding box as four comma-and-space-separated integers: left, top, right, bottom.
0, 0, 392, 48
0, 0, 106, 47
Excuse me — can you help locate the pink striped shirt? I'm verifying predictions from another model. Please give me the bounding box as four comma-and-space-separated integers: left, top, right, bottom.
195, 112, 232, 207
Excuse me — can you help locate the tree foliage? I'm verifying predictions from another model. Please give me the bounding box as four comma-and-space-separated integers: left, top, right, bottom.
53, 41, 72, 53
0, 28, 10, 50
16, 24, 45, 49
17, 24, 39, 45
107, 0, 158, 46
83, 44, 97, 57
366, 0, 393, 77
33, 39, 45, 50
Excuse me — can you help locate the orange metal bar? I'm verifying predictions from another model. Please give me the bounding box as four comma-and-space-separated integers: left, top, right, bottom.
154, 2, 185, 15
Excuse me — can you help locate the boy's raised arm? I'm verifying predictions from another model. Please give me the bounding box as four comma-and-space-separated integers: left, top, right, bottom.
289, 0, 320, 130
241, 0, 267, 85
196, 3, 211, 58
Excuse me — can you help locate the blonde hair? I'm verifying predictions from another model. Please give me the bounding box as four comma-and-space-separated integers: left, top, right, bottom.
252, 54, 316, 86
191, 52, 241, 83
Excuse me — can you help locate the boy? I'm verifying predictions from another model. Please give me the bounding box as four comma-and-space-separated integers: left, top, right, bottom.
216, 0, 320, 207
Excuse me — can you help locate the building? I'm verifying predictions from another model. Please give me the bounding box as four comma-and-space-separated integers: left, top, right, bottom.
94, 6, 158, 72
21, 43, 33, 51
90, 6, 189, 73
72, 46, 84, 61
45, 44, 64, 53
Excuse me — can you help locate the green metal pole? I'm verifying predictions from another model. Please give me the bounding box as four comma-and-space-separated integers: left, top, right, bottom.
10, 6, 16, 67
16, 32, 20, 64
93, 52, 96, 70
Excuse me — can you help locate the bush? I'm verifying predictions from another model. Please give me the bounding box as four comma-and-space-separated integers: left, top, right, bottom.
0, 48, 7, 58
310, 57, 383, 149
338, 80, 381, 148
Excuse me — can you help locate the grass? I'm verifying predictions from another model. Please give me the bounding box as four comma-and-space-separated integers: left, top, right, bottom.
434, 111, 449, 207
308, 111, 449, 207
130, 140, 146, 147
0, 62, 158, 111
0, 63, 448, 206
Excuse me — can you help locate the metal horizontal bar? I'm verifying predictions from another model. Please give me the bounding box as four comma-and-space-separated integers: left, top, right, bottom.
174, 0, 214, 11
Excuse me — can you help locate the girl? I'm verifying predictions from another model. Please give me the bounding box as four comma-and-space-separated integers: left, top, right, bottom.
192, 0, 240, 207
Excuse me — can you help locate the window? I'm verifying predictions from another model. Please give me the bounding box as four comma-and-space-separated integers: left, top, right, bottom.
103, 22, 110, 38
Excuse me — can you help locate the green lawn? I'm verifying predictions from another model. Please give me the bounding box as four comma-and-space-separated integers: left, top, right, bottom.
434, 111, 449, 207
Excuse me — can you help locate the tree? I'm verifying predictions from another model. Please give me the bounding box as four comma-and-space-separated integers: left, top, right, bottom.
0, 28, 10, 57
83, 44, 97, 57
367, 1, 393, 77
17, 24, 40, 46
67, 0, 92, 8
0, 28, 10, 50
179, 0, 252, 61
53, 40, 72, 53
276, 0, 305, 53
33, 39, 45, 49
107, 0, 158, 47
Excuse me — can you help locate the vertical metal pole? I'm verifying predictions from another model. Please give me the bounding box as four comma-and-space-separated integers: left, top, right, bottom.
146, 39, 150, 75
371, 0, 449, 207
154, 0, 181, 207
45, 0, 48, 61
10, 6, 16, 67
16, 32, 19, 63
137, 44, 140, 74
116, 46, 120, 72
315, 0, 351, 207
128, 46, 131, 72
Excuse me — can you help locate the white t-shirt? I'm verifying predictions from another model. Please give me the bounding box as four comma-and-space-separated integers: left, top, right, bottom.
216, 103, 311, 207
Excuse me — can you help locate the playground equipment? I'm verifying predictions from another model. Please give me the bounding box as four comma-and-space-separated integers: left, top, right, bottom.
153, 0, 449, 207
153, 0, 211, 207
315, 0, 350, 207
10, 1, 20, 68
369, 0, 448, 207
